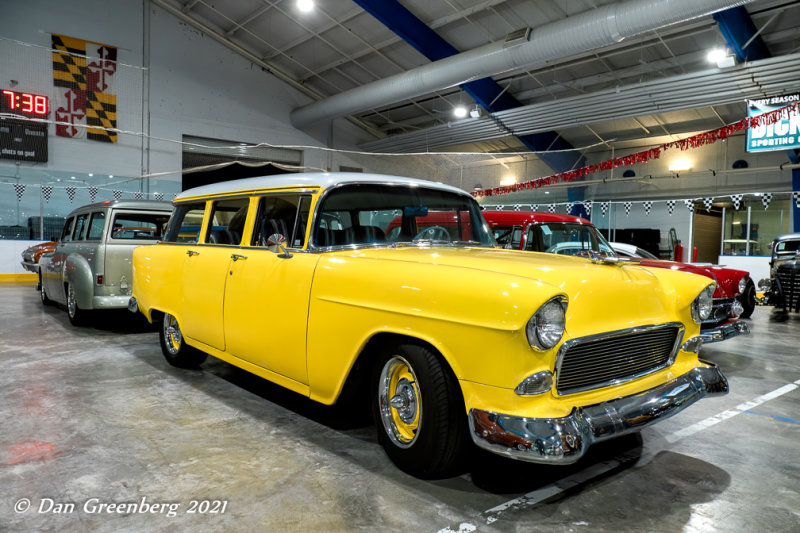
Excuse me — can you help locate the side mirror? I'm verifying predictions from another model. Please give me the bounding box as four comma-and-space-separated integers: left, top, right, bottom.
266, 233, 293, 258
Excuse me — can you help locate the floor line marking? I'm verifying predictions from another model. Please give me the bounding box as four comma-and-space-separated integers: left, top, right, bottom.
436, 378, 800, 532
664, 379, 800, 443
744, 410, 800, 425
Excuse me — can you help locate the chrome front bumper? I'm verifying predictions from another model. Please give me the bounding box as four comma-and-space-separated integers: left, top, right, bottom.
699, 319, 750, 343
20, 261, 39, 273
468, 363, 728, 464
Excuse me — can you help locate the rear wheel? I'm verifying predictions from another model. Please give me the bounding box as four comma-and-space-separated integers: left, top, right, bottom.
739, 280, 756, 319
159, 313, 207, 368
66, 283, 88, 326
371, 342, 468, 478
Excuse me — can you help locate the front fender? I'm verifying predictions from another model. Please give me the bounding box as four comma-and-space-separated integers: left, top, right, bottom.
65, 253, 95, 310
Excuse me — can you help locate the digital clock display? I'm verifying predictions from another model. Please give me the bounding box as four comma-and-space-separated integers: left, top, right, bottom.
1, 89, 48, 116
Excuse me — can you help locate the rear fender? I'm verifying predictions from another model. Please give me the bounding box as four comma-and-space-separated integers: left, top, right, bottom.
65, 253, 95, 310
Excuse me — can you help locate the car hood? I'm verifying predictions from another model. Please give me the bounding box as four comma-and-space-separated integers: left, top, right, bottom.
632, 258, 748, 298
315, 246, 710, 339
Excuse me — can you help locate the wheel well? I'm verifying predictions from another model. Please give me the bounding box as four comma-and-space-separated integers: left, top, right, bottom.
336, 332, 459, 408
150, 309, 165, 326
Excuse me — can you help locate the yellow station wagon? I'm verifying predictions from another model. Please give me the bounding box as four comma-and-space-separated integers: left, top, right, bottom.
130, 172, 728, 477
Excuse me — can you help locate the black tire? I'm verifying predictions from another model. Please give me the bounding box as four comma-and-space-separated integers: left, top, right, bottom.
371, 342, 468, 478
739, 280, 756, 319
66, 283, 88, 326
40, 275, 52, 306
159, 313, 207, 368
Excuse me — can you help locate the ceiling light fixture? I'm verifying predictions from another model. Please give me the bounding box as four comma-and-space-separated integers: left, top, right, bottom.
668, 159, 692, 172
453, 106, 468, 119
500, 176, 516, 186
707, 47, 735, 68
296, 0, 314, 13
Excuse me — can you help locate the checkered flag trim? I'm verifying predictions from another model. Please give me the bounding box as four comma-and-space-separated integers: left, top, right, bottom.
66, 186, 77, 203
684, 199, 694, 213
666, 200, 676, 215
88, 187, 98, 202
548, 204, 556, 213
623, 202, 632, 216
495, 205, 505, 211
642, 201, 653, 215
41, 186, 53, 203
761, 193, 772, 210
171, 193, 178, 200
13, 184, 26, 202
530, 204, 538, 211
113, 190, 122, 200
703, 197, 713, 211
154, 192, 164, 201
134, 192, 144, 200
600, 202, 609, 216
565, 203, 573, 214
583, 201, 592, 216
794, 192, 800, 209
513, 204, 521, 211
731, 194, 743, 210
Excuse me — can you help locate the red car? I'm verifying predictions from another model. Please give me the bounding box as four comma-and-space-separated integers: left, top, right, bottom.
482, 211, 751, 342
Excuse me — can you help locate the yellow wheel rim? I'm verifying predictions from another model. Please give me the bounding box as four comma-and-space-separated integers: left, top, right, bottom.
378, 355, 421, 448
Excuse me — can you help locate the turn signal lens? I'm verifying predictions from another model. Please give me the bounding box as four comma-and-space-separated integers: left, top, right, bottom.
514, 371, 553, 395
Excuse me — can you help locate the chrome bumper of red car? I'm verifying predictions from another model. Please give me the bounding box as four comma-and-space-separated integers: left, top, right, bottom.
698, 319, 750, 343
468, 363, 728, 464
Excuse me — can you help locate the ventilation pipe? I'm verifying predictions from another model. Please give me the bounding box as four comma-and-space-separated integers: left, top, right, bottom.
291, 0, 754, 129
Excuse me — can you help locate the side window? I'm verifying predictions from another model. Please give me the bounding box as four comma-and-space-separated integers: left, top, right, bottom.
163, 203, 206, 243
73, 213, 89, 241
61, 217, 76, 242
205, 198, 250, 245
86, 212, 106, 240
492, 225, 522, 248
110, 212, 170, 240
252, 195, 310, 248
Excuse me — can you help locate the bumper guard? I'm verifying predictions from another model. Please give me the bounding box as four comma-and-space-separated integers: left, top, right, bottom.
699, 320, 750, 343
469, 363, 728, 464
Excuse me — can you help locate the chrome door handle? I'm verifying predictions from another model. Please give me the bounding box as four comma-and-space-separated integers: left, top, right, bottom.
231, 254, 248, 261
186, 250, 200, 257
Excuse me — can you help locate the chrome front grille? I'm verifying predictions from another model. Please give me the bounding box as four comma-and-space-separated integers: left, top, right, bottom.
777, 265, 800, 311
556, 324, 683, 395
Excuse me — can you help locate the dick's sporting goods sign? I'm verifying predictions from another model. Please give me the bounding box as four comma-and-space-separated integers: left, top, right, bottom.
746, 94, 800, 152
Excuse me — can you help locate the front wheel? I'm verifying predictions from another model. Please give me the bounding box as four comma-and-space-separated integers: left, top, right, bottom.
159, 313, 207, 368
40, 275, 52, 306
371, 343, 468, 478
738, 280, 756, 319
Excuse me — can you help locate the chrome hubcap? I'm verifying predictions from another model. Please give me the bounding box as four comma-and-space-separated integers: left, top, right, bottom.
67, 286, 76, 316
378, 356, 421, 448
164, 315, 182, 355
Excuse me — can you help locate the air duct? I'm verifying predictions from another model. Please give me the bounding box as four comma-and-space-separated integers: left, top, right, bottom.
290, 0, 754, 129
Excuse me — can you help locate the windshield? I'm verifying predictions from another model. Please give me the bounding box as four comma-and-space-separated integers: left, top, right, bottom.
314, 184, 495, 248
525, 222, 615, 256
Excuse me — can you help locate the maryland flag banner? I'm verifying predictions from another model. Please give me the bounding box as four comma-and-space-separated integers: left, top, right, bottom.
52, 34, 117, 143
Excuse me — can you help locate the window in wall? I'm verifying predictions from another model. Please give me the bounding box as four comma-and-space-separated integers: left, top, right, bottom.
163, 203, 206, 243
110, 212, 171, 240
722, 199, 790, 256
205, 198, 249, 245
86, 212, 106, 240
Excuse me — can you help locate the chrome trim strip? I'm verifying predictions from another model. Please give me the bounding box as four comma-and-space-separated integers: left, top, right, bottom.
698, 320, 750, 343
468, 363, 728, 464
554, 322, 684, 396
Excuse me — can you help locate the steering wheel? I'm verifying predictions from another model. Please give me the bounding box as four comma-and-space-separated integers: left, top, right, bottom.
413, 226, 451, 242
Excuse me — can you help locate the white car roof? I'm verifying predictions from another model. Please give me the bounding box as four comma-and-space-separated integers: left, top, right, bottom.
175, 172, 469, 201
610, 242, 640, 256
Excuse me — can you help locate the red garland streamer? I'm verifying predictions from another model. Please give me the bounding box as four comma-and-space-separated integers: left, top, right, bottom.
472, 102, 800, 198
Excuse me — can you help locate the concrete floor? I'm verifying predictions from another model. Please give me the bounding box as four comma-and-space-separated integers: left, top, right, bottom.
1, 282, 799, 533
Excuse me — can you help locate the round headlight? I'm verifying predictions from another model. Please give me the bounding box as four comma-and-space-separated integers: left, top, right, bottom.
737, 276, 747, 294
527, 297, 567, 350
692, 285, 715, 324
